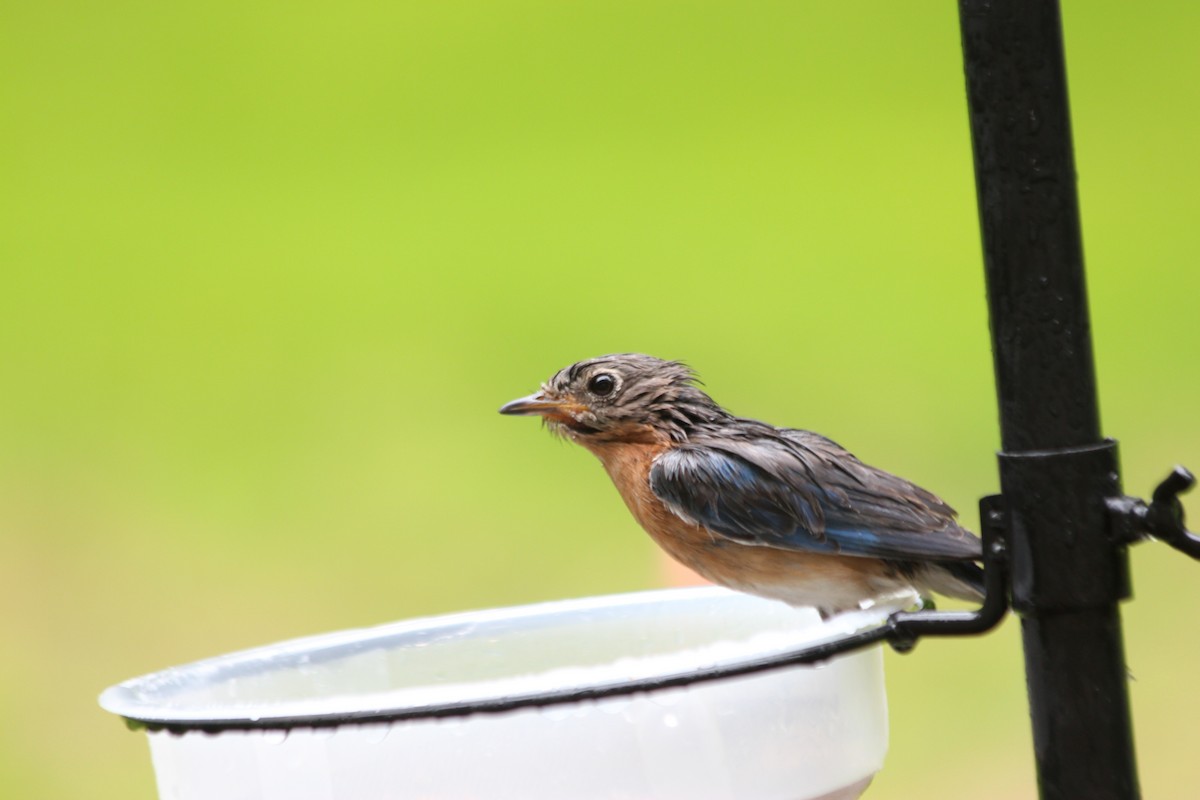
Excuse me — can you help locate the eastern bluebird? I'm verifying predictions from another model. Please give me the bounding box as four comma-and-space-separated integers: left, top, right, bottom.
501, 353, 983, 618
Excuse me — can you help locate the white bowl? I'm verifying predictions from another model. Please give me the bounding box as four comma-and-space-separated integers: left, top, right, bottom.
100, 587, 906, 800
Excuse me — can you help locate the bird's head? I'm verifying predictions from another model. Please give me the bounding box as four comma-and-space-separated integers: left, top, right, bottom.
500, 353, 729, 444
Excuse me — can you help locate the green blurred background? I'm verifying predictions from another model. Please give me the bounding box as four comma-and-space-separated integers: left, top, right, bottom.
2, 1, 1197, 797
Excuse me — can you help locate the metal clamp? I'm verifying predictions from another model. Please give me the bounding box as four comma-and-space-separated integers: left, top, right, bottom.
1107, 466, 1200, 560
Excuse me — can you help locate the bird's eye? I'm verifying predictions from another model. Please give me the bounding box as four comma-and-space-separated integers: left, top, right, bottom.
587, 373, 616, 397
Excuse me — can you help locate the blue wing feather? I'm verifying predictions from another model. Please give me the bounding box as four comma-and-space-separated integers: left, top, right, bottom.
649, 434, 980, 561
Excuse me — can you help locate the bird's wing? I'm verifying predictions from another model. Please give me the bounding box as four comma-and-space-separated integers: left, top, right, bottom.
648, 431, 980, 561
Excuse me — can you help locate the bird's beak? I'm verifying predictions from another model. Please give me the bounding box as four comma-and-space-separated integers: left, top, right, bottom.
499, 391, 572, 417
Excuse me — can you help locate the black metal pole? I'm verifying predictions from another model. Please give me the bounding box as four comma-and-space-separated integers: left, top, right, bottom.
957, 2, 1140, 799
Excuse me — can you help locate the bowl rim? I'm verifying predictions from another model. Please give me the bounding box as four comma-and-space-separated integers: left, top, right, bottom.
98, 586, 908, 733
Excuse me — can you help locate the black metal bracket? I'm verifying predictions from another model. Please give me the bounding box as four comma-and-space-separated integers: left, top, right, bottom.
125, 495, 1013, 734
884, 493, 1010, 653
1108, 466, 1200, 560
131, 502, 1014, 734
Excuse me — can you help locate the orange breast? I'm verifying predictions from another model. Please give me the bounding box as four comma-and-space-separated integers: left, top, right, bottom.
585, 441, 717, 571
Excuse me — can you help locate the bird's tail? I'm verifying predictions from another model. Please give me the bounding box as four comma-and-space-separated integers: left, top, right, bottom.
918, 560, 986, 603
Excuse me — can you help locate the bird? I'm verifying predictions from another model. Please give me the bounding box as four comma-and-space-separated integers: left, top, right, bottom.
500, 353, 983, 618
